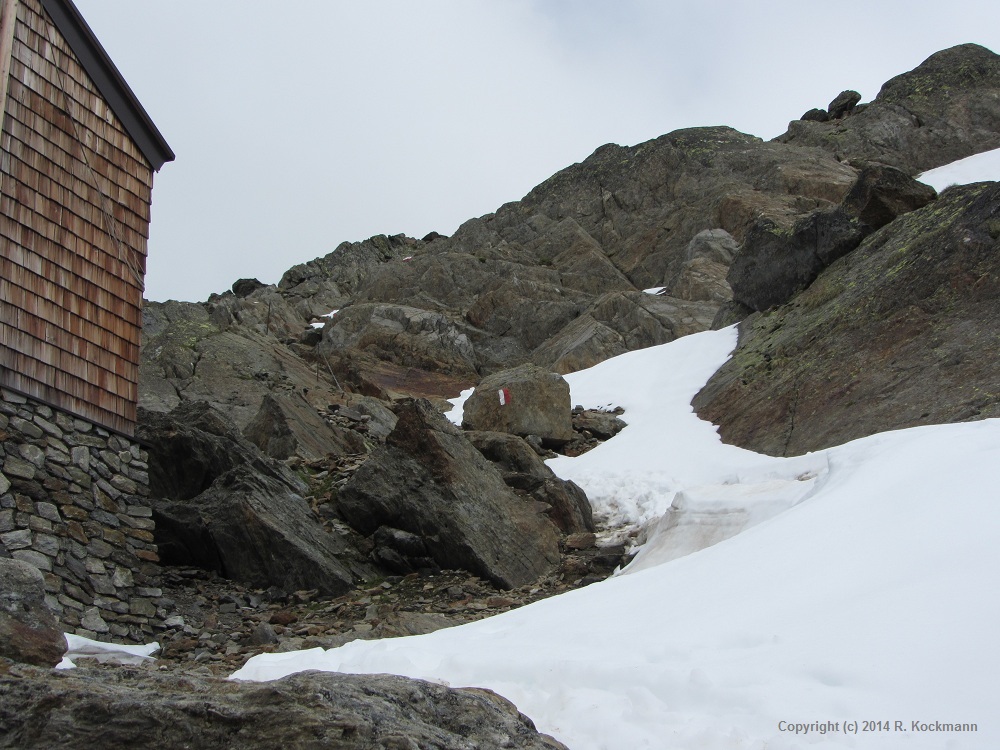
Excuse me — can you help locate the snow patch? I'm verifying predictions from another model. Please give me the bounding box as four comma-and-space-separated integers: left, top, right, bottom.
918, 147, 1000, 191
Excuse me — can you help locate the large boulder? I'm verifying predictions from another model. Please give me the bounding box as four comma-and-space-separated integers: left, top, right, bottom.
0, 558, 66, 667
137, 403, 376, 594
842, 163, 937, 230
338, 399, 560, 588
0, 665, 568, 750
827, 89, 861, 119
462, 364, 573, 445
466, 431, 594, 534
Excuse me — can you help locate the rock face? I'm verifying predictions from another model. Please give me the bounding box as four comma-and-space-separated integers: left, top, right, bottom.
728, 208, 865, 312
695, 182, 1000, 455
0, 558, 66, 667
728, 165, 937, 312
462, 364, 574, 445
338, 400, 561, 588
139, 46, 1000, 442
778, 44, 1000, 174
0, 664, 568, 750
138, 403, 377, 594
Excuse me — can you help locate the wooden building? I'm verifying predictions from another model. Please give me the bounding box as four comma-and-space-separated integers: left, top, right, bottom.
0, 0, 173, 436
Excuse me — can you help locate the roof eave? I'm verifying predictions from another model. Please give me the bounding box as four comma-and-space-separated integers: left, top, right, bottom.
40, 0, 175, 171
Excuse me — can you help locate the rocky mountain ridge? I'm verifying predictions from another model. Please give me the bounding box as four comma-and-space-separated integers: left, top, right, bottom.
4, 42, 1000, 749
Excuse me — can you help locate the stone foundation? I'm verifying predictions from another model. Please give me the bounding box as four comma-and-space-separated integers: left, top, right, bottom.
0, 388, 163, 641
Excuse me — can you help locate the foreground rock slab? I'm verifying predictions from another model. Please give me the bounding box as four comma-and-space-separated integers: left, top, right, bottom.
0, 663, 568, 750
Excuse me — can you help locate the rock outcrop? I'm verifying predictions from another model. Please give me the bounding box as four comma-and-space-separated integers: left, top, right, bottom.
0, 664, 568, 750
778, 44, 1000, 174
338, 400, 561, 588
243, 392, 368, 460
140, 45, 1000, 444
728, 165, 938, 312
695, 182, 1000, 455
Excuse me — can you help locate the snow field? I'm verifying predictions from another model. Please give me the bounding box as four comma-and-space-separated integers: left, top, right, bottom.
235, 323, 1000, 748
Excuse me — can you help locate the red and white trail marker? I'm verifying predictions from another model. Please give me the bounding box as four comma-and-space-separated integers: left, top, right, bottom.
498, 387, 511, 406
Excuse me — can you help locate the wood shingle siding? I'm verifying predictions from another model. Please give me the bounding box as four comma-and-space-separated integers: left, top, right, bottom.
1, 0, 172, 435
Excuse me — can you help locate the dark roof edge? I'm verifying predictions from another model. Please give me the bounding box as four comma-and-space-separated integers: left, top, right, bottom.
40, 0, 175, 171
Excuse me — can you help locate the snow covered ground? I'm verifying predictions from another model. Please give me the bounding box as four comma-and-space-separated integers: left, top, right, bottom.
233, 323, 1000, 748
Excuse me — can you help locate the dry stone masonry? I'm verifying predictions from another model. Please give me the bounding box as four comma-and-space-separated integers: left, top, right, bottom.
0, 388, 163, 641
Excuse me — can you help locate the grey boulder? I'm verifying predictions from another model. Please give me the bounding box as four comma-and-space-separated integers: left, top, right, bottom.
0, 558, 66, 668
339, 399, 560, 588
462, 364, 573, 445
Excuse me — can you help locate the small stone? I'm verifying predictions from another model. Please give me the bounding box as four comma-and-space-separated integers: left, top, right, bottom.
12, 549, 52, 571
88, 539, 114, 559
18, 444, 46, 469
112, 567, 134, 588
33, 534, 60, 557
32, 415, 62, 437
81, 607, 110, 634
89, 575, 117, 596
246, 622, 277, 646
129, 598, 157, 617
1, 528, 32, 550
2, 457, 36, 480
486, 596, 516, 608
35, 502, 60, 523
565, 532, 598, 550
269, 610, 298, 626
10, 417, 44, 440
71, 447, 90, 471
110, 474, 137, 495
28, 516, 53, 533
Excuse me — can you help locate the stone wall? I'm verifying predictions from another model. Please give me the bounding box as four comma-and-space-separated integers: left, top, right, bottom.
0, 388, 162, 641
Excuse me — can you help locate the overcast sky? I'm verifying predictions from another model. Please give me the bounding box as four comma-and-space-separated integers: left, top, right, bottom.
71, 1, 1000, 303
